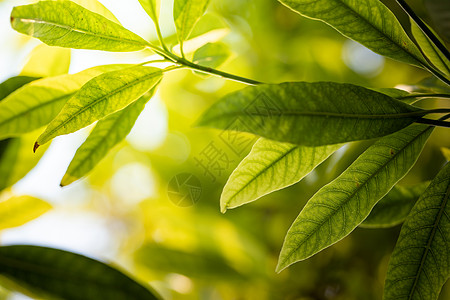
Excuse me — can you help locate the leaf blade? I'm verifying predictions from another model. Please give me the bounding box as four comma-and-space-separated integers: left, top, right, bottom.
0, 196, 51, 231
36, 66, 163, 148
384, 162, 450, 300
138, 0, 160, 24
277, 124, 433, 272
174, 0, 211, 44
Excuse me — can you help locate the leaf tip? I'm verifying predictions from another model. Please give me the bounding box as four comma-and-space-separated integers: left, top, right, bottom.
33, 142, 40, 153
60, 174, 76, 187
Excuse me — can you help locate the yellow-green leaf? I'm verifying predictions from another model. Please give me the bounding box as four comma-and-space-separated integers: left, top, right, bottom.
20, 44, 71, 78
0, 196, 51, 230
138, 0, 160, 24
174, 0, 211, 44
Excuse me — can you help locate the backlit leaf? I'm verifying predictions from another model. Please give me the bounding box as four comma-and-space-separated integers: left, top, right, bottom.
61, 87, 158, 186
0, 76, 39, 102
198, 82, 425, 146
174, 0, 211, 44
56, 0, 121, 24
20, 44, 71, 78
360, 182, 430, 228
11, 1, 148, 52
277, 124, 433, 272
384, 162, 450, 300
35, 66, 163, 149
278, 0, 426, 67
0, 196, 51, 230
193, 42, 230, 69
0, 64, 127, 139
138, 0, 160, 24
221, 138, 340, 212
0, 245, 160, 300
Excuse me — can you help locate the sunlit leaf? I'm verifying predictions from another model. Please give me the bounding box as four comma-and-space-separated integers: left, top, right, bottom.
0, 196, 51, 230
278, 0, 426, 67
0, 76, 39, 102
360, 182, 430, 228
277, 124, 433, 272
61, 87, 158, 186
193, 42, 231, 69
384, 162, 450, 300
35, 66, 163, 149
221, 138, 340, 212
138, 0, 160, 24
11, 1, 149, 52
20, 44, 71, 78
441, 147, 450, 161
0, 64, 127, 139
198, 82, 425, 146
56, 0, 121, 24
0, 245, 160, 300
174, 0, 211, 44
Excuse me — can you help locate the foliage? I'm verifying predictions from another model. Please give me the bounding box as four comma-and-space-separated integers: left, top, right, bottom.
0, 0, 449, 299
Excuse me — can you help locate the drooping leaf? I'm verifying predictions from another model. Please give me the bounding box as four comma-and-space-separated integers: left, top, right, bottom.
138, 0, 160, 24
198, 82, 425, 146
276, 124, 433, 272
0, 245, 160, 300
61, 87, 158, 186
174, 0, 211, 44
11, 1, 149, 52
55, 0, 121, 24
35, 66, 163, 149
20, 44, 71, 78
0, 64, 127, 139
411, 22, 450, 77
360, 182, 430, 228
278, 0, 426, 67
193, 42, 231, 69
0, 76, 39, 102
0, 196, 51, 230
384, 162, 450, 300
221, 138, 340, 212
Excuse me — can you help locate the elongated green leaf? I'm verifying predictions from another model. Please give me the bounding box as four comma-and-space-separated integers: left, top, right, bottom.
174, 0, 211, 44
21, 44, 71, 78
0, 76, 39, 102
384, 163, 450, 300
61, 87, 158, 186
0, 196, 51, 230
278, 0, 426, 67
441, 147, 450, 161
0, 64, 127, 139
35, 66, 163, 150
360, 182, 430, 228
193, 42, 230, 69
198, 82, 425, 146
0, 245, 160, 300
11, 1, 148, 52
138, 0, 160, 24
411, 23, 450, 77
221, 138, 340, 212
55, 0, 121, 24
276, 124, 433, 272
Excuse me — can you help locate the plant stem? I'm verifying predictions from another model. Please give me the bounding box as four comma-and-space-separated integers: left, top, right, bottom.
415, 118, 450, 127
399, 93, 450, 100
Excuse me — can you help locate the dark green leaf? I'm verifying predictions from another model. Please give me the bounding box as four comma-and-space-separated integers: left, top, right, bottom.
198, 82, 425, 146
384, 162, 450, 300
0, 245, 160, 300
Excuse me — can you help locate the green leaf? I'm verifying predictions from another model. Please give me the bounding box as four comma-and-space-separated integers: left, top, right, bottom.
441, 147, 450, 161
138, 0, 160, 24
174, 0, 211, 44
11, 1, 149, 52
221, 138, 340, 212
198, 82, 425, 146
35, 66, 162, 149
278, 0, 426, 67
0, 245, 160, 300
411, 22, 450, 77
61, 87, 157, 186
360, 182, 430, 228
384, 162, 450, 300
0, 76, 39, 102
0, 64, 127, 139
276, 124, 433, 272
193, 42, 231, 69
21, 44, 71, 78
56, 0, 121, 24
0, 196, 51, 230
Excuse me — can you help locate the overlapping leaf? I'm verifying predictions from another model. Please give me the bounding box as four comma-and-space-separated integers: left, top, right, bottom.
221, 138, 340, 212
0, 64, 126, 139
138, 0, 160, 24
384, 163, 450, 300
277, 124, 433, 272
35, 66, 162, 149
61, 87, 158, 186
0, 245, 160, 300
0, 196, 51, 230
193, 42, 231, 69
56, 0, 121, 24
360, 182, 430, 228
198, 82, 426, 146
174, 0, 211, 44
278, 0, 426, 67
20, 44, 71, 78
11, 1, 148, 52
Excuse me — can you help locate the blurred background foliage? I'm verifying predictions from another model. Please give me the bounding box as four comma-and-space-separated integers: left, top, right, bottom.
0, 0, 449, 299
